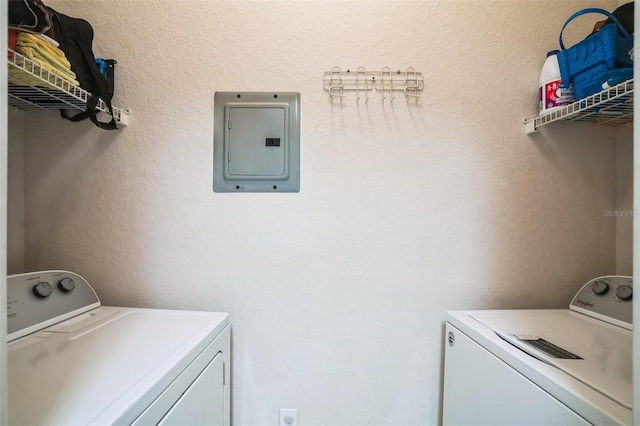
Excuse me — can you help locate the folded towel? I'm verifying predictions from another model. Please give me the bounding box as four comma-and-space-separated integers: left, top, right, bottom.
33, 33, 59, 48
9, 64, 55, 88
15, 46, 79, 84
16, 32, 77, 81
12, 31, 79, 88
17, 32, 67, 65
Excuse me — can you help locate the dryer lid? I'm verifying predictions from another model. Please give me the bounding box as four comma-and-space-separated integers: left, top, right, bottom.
9, 307, 229, 425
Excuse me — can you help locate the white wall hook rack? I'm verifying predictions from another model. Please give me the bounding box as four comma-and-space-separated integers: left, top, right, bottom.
323, 67, 424, 101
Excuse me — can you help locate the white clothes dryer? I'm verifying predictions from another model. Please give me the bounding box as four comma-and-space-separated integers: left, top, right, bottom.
7, 270, 230, 425
443, 275, 632, 425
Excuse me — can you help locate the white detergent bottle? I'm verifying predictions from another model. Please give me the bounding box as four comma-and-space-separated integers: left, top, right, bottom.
539, 50, 575, 115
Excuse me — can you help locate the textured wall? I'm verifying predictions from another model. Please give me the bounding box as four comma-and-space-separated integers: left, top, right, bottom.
614, 0, 634, 276
18, 1, 620, 424
8, 111, 24, 274
616, 127, 633, 276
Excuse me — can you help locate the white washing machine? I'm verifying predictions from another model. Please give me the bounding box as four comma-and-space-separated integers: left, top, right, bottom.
443, 275, 632, 425
7, 270, 231, 425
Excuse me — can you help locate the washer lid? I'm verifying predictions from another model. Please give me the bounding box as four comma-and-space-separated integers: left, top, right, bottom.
470, 310, 632, 410
8, 307, 229, 425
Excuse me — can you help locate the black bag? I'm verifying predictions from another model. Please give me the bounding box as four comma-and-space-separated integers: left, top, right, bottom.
8, 0, 51, 34
49, 9, 118, 130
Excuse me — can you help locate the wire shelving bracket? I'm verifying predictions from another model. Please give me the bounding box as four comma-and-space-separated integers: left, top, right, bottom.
523, 79, 633, 134
7, 48, 130, 127
323, 66, 424, 101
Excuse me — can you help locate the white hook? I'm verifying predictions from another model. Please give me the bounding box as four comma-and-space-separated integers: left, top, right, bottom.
329, 85, 346, 98
403, 86, 420, 99
356, 66, 367, 102
404, 67, 420, 100
381, 67, 392, 102
328, 66, 345, 98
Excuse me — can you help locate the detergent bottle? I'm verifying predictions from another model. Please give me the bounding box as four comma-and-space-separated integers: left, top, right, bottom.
539, 50, 575, 115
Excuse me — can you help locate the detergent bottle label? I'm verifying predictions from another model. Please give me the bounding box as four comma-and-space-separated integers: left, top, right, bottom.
540, 79, 575, 112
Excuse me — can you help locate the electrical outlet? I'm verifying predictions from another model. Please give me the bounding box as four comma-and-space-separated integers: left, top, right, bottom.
279, 408, 299, 426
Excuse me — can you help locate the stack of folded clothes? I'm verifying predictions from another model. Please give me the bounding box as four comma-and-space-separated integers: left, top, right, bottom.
9, 31, 79, 89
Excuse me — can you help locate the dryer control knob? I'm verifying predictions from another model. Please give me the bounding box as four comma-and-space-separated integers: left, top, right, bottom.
33, 282, 54, 298
58, 277, 76, 293
615, 285, 633, 301
591, 280, 609, 295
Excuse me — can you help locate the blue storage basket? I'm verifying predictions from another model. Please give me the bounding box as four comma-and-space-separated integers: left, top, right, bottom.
557, 8, 633, 100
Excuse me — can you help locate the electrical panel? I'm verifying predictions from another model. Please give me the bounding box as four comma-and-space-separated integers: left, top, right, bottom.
213, 92, 300, 192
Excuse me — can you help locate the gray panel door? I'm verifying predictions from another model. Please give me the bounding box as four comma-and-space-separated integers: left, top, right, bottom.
227, 107, 286, 177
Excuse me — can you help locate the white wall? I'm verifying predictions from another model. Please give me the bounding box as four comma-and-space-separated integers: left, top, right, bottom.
16, 1, 620, 424
614, 1, 634, 276
616, 126, 633, 275
8, 111, 24, 275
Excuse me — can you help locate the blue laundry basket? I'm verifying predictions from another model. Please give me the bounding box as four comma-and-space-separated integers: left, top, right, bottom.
557, 8, 633, 100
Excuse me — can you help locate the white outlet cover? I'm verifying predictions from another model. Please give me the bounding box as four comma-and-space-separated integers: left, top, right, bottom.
279, 408, 299, 426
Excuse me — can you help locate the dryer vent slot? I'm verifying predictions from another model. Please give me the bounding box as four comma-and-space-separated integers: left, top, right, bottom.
519, 338, 583, 360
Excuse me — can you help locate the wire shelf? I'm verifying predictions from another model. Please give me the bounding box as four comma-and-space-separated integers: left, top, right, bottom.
523, 79, 633, 134
7, 48, 130, 126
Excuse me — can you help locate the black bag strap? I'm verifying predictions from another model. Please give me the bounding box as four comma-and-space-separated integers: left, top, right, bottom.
104, 59, 115, 97
60, 59, 115, 124
69, 36, 117, 129
60, 95, 117, 130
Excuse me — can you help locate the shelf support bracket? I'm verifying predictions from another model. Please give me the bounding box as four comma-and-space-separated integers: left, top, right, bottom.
524, 118, 537, 134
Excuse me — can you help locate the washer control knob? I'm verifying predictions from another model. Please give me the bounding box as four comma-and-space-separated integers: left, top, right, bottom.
591, 280, 609, 295
33, 282, 54, 298
615, 285, 633, 301
58, 277, 76, 293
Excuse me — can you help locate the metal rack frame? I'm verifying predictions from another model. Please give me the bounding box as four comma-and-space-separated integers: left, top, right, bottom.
323, 66, 424, 101
7, 48, 130, 126
523, 79, 633, 134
